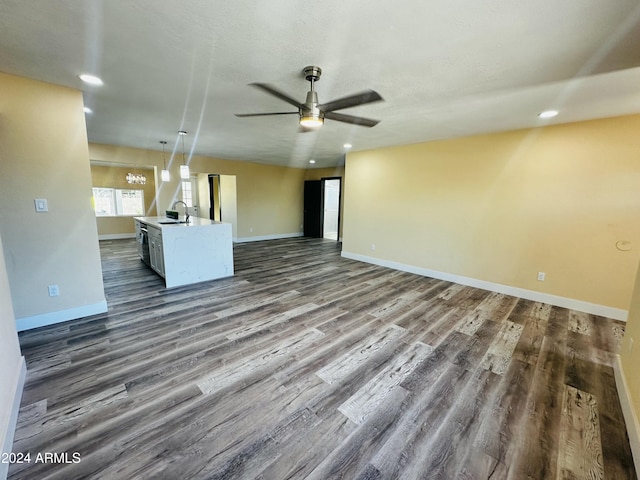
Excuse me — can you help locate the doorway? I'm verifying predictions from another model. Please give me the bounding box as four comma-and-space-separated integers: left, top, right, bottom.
208, 174, 221, 221
303, 177, 342, 241
181, 176, 200, 217
197, 173, 238, 240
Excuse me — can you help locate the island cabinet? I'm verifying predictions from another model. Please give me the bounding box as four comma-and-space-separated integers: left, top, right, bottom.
133, 216, 234, 288
147, 226, 164, 277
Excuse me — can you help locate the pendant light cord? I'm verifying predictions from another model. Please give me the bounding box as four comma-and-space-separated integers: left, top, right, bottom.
160, 141, 167, 169
178, 131, 187, 165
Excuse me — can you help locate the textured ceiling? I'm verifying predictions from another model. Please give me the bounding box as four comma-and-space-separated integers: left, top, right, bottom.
1, 0, 640, 168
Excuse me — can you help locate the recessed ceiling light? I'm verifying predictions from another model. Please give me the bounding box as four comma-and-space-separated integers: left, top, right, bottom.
83, 107, 92, 114
78, 74, 103, 86
343, 143, 352, 149
309, 160, 316, 164
538, 110, 558, 119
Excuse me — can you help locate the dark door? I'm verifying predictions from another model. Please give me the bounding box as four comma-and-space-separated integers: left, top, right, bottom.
303, 180, 322, 237
208, 175, 215, 220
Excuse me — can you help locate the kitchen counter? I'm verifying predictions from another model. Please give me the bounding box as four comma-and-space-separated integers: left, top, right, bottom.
134, 216, 222, 229
134, 216, 234, 288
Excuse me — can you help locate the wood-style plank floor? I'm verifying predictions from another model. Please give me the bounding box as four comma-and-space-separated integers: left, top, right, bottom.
9, 238, 637, 479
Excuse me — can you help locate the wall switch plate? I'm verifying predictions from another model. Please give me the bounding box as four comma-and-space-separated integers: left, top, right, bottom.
48, 284, 59, 297
35, 198, 48, 212
629, 337, 634, 354
537, 272, 546, 281
370, 244, 376, 251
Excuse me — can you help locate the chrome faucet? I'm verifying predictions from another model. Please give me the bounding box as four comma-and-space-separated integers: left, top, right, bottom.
172, 200, 190, 223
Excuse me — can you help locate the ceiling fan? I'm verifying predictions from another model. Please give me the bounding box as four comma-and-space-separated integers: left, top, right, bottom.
235, 66, 384, 130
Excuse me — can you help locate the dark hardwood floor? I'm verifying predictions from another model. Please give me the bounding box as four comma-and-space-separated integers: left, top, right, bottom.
9, 237, 637, 479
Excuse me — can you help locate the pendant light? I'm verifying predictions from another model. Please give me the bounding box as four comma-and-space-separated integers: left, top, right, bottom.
160, 141, 170, 182
178, 130, 190, 179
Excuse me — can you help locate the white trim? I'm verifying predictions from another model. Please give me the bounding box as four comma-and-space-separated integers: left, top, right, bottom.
16, 300, 108, 332
613, 355, 640, 471
1, 356, 26, 480
98, 233, 135, 240
340, 251, 628, 321
234, 232, 304, 243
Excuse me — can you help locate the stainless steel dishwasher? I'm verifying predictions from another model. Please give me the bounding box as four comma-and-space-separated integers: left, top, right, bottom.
139, 226, 150, 265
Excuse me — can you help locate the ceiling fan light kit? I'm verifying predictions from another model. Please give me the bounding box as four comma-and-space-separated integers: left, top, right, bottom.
299, 113, 324, 128
235, 65, 383, 130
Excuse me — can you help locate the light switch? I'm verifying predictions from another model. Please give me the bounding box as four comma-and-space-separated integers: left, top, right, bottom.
34, 198, 48, 212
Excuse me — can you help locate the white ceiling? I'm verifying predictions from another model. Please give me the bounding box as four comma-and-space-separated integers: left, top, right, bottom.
1, 0, 639, 168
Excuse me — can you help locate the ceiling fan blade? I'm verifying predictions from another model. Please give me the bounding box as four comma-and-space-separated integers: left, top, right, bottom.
235, 112, 298, 117
250, 83, 304, 109
324, 111, 380, 127
319, 89, 383, 112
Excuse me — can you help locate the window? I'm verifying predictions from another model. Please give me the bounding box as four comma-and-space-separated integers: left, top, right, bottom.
93, 187, 115, 216
92, 188, 145, 216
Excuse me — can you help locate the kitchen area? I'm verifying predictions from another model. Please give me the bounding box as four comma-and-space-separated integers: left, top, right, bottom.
134, 209, 234, 288
90, 160, 236, 289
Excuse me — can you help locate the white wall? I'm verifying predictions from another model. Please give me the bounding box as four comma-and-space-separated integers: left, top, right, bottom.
0, 235, 26, 480
0, 72, 107, 330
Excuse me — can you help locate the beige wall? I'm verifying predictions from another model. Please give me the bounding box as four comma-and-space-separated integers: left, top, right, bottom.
220, 175, 238, 239
90, 164, 158, 236
0, 72, 106, 324
196, 173, 210, 219
304, 166, 345, 180
343, 114, 640, 312
0, 235, 23, 477
89, 143, 307, 239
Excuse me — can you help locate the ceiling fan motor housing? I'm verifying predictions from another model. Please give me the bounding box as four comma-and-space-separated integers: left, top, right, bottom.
302, 90, 322, 118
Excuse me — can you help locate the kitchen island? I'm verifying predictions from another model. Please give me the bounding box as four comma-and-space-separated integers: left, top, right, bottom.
134, 216, 234, 288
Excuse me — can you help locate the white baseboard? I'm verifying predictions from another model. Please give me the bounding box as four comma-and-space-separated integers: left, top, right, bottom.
1, 356, 26, 480
613, 355, 640, 472
16, 300, 108, 332
234, 232, 304, 243
98, 233, 135, 240
341, 251, 628, 321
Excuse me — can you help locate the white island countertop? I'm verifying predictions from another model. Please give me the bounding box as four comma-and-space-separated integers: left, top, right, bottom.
134, 216, 223, 229
134, 216, 234, 288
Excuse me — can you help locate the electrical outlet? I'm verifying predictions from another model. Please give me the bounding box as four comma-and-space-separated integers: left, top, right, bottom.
370, 244, 376, 251
537, 272, 545, 281
48, 284, 59, 297
249, 227, 253, 233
